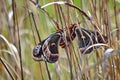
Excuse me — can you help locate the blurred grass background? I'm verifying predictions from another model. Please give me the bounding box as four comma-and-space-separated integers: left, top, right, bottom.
0, 0, 120, 80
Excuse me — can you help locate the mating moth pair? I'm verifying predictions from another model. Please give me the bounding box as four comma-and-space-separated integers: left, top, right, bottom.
33, 24, 108, 63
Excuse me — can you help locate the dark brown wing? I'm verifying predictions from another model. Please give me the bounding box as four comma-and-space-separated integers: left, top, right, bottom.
42, 32, 62, 63
75, 27, 108, 54
75, 27, 94, 53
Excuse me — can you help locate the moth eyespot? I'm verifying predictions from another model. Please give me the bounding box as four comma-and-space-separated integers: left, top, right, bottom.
50, 43, 56, 47
81, 36, 86, 39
